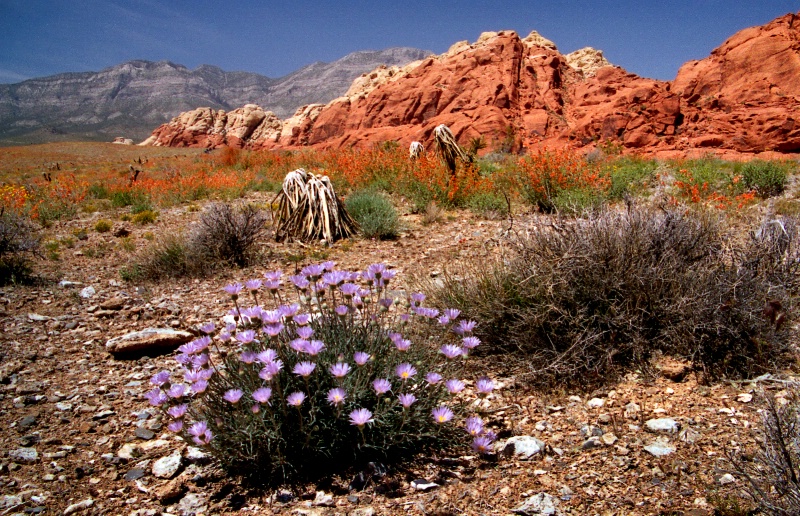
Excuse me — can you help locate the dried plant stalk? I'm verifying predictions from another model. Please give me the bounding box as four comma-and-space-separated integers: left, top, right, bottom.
433, 124, 470, 178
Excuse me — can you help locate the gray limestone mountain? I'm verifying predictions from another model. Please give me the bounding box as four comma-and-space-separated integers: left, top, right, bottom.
0, 48, 430, 146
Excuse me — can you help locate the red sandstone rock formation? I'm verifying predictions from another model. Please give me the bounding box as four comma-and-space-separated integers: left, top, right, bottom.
142, 12, 800, 156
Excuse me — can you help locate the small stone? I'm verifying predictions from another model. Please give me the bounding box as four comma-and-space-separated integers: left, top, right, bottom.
644, 441, 676, 457
59, 280, 81, 288
184, 446, 209, 463
411, 479, 439, 491
63, 498, 94, 515
0, 495, 23, 510
8, 447, 38, 462
313, 491, 334, 507
152, 452, 182, 479
624, 402, 640, 419
737, 393, 753, 403
118, 443, 140, 459
92, 410, 115, 420
601, 433, 618, 445
581, 437, 603, 450
124, 468, 146, 481
597, 413, 611, 424
718, 473, 736, 485
100, 297, 126, 310
18, 415, 37, 428
79, 286, 96, 299
155, 477, 186, 503
27, 313, 50, 322
499, 436, 546, 459
512, 492, 561, 515
55, 402, 73, 411
105, 327, 194, 356
177, 493, 207, 515
134, 427, 155, 440
645, 418, 680, 434
350, 509, 375, 516
586, 398, 604, 408
679, 427, 702, 444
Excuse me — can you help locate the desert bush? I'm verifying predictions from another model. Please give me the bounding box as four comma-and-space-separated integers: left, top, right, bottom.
124, 233, 206, 280
467, 191, 509, 218
727, 389, 800, 515
345, 190, 399, 239
111, 190, 150, 210
132, 209, 158, 225
94, 219, 112, 233
426, 206, 798, 386
191, 202, 269, 267
145, 263, 496, 483
0, 211, 40, 285
738, 160, 790, 198
606, 156, 658, 200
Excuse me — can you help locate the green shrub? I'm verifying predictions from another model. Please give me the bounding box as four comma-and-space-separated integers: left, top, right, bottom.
0, 212, 40, 285
111, 190, 150, 210
132, 210, 158, 225
425, 206, 798, 386
144, 263, 493, 484
94, 220, 112, 233
551, 187, 606, 215
127, 234, 205, 280
345, 190, 399, 239
739, 160, 790, 198
606, 157, 658, 200
87, 184, 110, 199
467, 192, 509, 218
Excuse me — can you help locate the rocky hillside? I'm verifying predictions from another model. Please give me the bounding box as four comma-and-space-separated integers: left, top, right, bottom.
0, 48, 430, 146
144, 12, 800, 156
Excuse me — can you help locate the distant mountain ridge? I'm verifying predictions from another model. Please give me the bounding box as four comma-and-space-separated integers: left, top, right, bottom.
0, 47, 430, 146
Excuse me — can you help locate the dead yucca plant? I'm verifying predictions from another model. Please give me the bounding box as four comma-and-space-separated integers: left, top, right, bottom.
433, 124, 470, 179
273, 168, 358, 243
409, 141, 424, 160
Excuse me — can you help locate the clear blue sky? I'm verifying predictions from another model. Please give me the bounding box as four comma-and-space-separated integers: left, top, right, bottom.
1, 0, 797, 84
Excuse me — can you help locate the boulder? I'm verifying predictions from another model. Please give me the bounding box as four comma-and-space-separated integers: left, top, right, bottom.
105, 328, 193, 356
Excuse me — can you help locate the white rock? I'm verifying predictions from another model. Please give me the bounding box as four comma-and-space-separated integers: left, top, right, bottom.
312, 490, 334, 507
644, 441, 676, 457
117, 443, 140, 460
499, 435, 546, 459
737, 393, 753, 403
645, 418, 680, 434
152, 452, 182, 479
63, 498, 94, 515
718, 473, 736, 485
8, 447, 38, 462
411, 479, 439, 491
586, 398, 605, 408
512, 492, 561, 515
79, 286, 96, 299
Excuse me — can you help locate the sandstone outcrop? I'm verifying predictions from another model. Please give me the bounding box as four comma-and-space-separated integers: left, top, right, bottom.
143, 12, 800, 156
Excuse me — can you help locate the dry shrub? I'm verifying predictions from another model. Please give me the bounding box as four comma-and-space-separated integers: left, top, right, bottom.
0, 211, 40, 284
427, 206, 798, 386
727, 389, 800, 515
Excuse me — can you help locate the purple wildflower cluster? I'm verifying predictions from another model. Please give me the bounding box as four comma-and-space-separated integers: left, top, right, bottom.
145, 262, 498, 467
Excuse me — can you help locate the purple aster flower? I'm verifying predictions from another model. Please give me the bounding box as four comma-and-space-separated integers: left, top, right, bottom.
301, 264, 326, 278
167, 384, 186, 398
349, 408, 373, 427
379, 298, 393, 309
177, 342, 197, 356
445, 379, 465, 394
395, 363, 417, 381
444, 308, 461, 320
264, 270, 282, 281
330, 362, 351, 378
240, 350, 257, 363
372, 378, 391, 395
335, 304, 349, 316
476, 376, 495, 395
260, 310, 282, 324
322, 270, 348, 286
218, 331, 231, 343
235, 330, 256, 345
264, 279, 281, 291
296, 326, 314, 339
290, 275, 310, 289
327, 387, 346, 406
472, 435, 494, 454
440, 344, 463, 359
366, 263, 387, 278
245, 279, 262, 291
188, 421, 208, 438
437, 315, 451, 325
304, 340, 325, 356
256, 349, 278, 364
432, 405, 454, 424
145, 388, 168, 407
454, 319, 477, 335
150, 370, 170, 387
322, 260, 336, 271
416, 307, 439, 318
339, 283, 359, 297
395, 338, 412, 352
410, 292, 426, 305
353, 352, 370, 366
263, 322, 284, 337
382, 269, 397, 282
352, 295, 363, 307
293, 361, 316, 377
251, 404, 261, 414
388, 332, 403, 344
167, 420, 183, 433
199, 368, 214, 381
183, 368, 202, 383
289, 338, 309, 353
259, 360, 283, 381
223, 283, 243, 297
192, 353, 208, 369
192, 380, 208, 394
293, 313, 312, 325
199, 322, 216, 335
280, 303, 300, 317
224, 389, 243, 404
193, 336, 211, 353
399, 314, 410, 324
465, 416, 484, 436
168, 404, 188, 418
398, 393, 417, 408
252, 387, 272, 404
425, 372, 443, 385
286, 391, 305, 407
462, 336, 481, 349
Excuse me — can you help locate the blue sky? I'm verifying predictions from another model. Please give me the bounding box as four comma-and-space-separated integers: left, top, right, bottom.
0, 1, 797, 84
